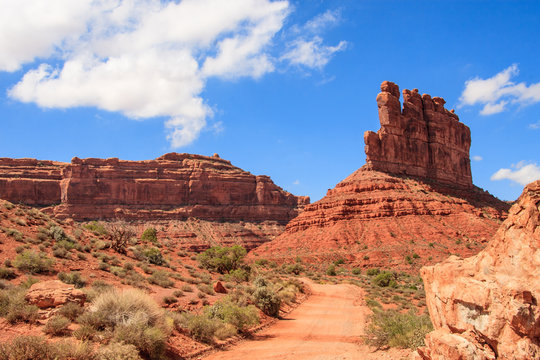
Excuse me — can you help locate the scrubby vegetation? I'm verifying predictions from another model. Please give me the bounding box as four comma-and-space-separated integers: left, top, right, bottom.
198, 245, 246, 273
13, 250, 54, 274
364, 308, 433, 350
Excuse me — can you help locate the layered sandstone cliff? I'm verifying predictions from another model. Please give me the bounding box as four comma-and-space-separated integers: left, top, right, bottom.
0, 153, 308, 223
365, 81, 472, 188
416, 180, 540, 360
252, 82, 508, 267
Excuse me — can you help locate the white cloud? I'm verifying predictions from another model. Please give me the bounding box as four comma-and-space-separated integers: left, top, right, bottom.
491, 161, 540, 186
472, 155, 483, 161
460, 64, 540, 115
1, 0, 345, 148
281, 37, 346, 69
304, 9, 341, 33
293, 179, 300, 185
529, 120, 540, 130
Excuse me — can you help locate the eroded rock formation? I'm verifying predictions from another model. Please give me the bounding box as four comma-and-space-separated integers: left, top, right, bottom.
0, 153, 308, 223
252, 82, 508, 267
365, 81, 472, 188
416, 180, 540, 360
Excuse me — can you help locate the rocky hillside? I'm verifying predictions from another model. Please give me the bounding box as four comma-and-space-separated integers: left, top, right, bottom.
252, 82, 509, 269
0, 153, 309, 250
416, 180, 540, 360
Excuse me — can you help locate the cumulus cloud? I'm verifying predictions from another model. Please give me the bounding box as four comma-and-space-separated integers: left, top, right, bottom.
491, 161, 540, 186
281, 9, 347, 70
460, 64, 540, 115
1, 0, 345, 148
529, 120, 540, 130
472, 155, 483, 161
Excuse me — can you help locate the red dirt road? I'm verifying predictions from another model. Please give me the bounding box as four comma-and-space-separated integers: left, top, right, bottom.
202, 280, 410, 360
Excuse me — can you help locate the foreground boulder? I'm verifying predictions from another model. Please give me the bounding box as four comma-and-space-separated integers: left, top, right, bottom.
416, 180, 540, 360
25, 280, 86, 309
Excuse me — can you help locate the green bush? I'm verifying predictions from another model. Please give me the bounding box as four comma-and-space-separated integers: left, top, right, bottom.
84, 221, 108, 235
141, 227, 158, 243
138, 247, 165, 266
58, 272, 86, 288
179, 313, 220, 343
372, 272, 397, 288
57, 302, 84, 321
13, 250, 54, 274
0, 267, 16, 280
253, 286, 281, 317
352, 268, 362, 275
0, 287, 39, 324
148, 271, 174, 288
366, 268, 381, 276
225, 268, 250, 283
44, 315, 71, 336
286, 263, 304, 275
198, 245, 246, 274
0, 336, 95, 360
206, 298, 259, 331
365, 309, 433, 350
326, 264, 336, 276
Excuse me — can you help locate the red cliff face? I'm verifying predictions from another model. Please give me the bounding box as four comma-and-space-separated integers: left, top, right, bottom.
364, 81, 472, 189
252, 82, 508, 267
416, 180, 540, 360
0, 153, 308, 223
0, 158, 64, 205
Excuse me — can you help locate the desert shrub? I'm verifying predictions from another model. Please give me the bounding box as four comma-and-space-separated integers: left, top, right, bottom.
0, 287, 39, 324
206, 298, 259, 331
0, 267, 16, 280
372, 272, 397, 288
148, 271, 174, 288
141, 227, 158, 243
364, 309, 433, 350
173, 290, 184, 297
225, 268, 250, 283
84, 221, 108, 236
286, 263, 303, 275
326, 264, 336, 276
178, 313, 220, 343
163, 296, 177, 305
134, 246, 165, 266
58, 271, 86, 288
366, 268, 381, 276
53, 247, 70, 259
13, 250, 54, 274
44, 315, 71, 336
181, 284, 193, 292
254, 259, 268, 266
78, 289, 170, 359
98, 261, 110, 271
0, 335, 95, 360
106, 222, 136, 254
198, 245, 246, 274
5, 228, 23, 241
97, 343, 142, 360
352, 268, 362, 275
252, 286, 281, 317
58, 302, 84, 321
197, 283, 215, 295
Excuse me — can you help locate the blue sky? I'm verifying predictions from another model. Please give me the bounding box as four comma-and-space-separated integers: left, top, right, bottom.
1, 0, 539, 202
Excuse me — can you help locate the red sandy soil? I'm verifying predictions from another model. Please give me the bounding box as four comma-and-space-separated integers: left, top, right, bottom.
201, 280, 411, 360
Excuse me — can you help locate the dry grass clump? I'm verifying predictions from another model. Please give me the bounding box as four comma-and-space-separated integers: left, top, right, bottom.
77, 288, 170, 359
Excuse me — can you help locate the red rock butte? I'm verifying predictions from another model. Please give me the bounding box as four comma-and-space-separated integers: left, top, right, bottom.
0, 152, 309, 223
252, 81, 509, 268
364, 81, 472, 189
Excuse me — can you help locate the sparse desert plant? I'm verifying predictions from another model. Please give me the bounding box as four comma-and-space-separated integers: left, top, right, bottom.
148, 270, 174, 288
364, 309, 433, 350
58, 302, 84, 321
372, 271, 397, 288
13, 250, 54, 274
0, 286, 39, 324
0, 267, 16, 280
326, 264, 336, 276
198, 245, 246, 274
78, 288, 170, 359
252, 286, 281, 317
58, 271, 86, 288
206, 298, 259, 332
97, 342, 142, 360
44, 315, 71, 336
141, 227, 158, 243
84, 221, 108, 236
106, 222, 136, 254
